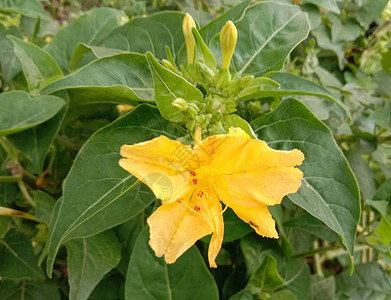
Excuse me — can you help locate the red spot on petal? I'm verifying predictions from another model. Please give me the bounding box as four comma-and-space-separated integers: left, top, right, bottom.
193, 179, 198, 185
194, 206, 201, 212
191, 171, 197, 176
249, 221, 259, 230
177, 198, 183, 203
197, 191, 204, 197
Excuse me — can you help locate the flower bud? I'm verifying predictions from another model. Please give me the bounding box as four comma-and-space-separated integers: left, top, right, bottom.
162, 59, 179, 74
172, 98, 189, 111
182, 13, 196, 64
220, 21, 237, 69
117, 104, 133, 113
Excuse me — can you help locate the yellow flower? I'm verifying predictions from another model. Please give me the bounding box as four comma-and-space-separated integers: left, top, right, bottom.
119, 128, 304, 267
183, 13, 196, 64
220, 21, 238, 69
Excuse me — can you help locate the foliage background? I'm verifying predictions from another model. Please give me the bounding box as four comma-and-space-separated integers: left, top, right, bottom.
0, 0, 391, 299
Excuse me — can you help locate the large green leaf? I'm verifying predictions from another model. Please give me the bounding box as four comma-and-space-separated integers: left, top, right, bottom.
0, 25, 22, 85
8, 36, 62, 93
300, 0, 340, 13
69, 43, 125, 71
251, 98, 360, 264
0, 0, 51, 20
7, 92, 68, 175
0, 229, 45, 280
0, 279, 61, 300
335, 263, 391, 299
42, 53, 154, 105
312, 24, 345, 69
45, 8, 126, 73
125, 226, 219, 300
100, 11, 185, 60
199, 0, 251, 43
357, 0, 389, 24
0, 91, 65, 136
209, 2, 309, 76
284, 213, 339, 242
146, 52, 204, 123
241, 72, 345, 110
43, 104, 184, 276
246, 254, 284, 294
66, 230, 121, 300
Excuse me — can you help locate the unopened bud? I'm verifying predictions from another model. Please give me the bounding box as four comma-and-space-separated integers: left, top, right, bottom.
162, 59, 179, 74
172, 98, 188, 111
220, 21, 237, 69
183, 13, 196, 64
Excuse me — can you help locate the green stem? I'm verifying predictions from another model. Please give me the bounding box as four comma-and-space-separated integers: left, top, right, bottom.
17, 180, 35, 208
0, 175, 21, 182
313, 240, 324, 277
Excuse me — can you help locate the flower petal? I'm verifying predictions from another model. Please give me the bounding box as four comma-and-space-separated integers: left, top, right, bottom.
119, 135, 194, 202
195, 127, 304, 175
147, 187, 225, 267
228, 202, 278, 238
215, 167, 303, 206
204, 190, 224, 268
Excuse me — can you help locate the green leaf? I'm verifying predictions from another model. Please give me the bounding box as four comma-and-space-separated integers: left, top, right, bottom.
312, 24, 345, 69
310, 275, 335, 300
42, 53, 154, 105
125, 226, 219, 300
0, 25, 22, 85
100, 11, 185, 60
335, 263, 391, 299
302, 4, 321, 30
209, 2, 309, 76
146, 52, 204, 123
8, 35, 62, 93
199, 0, 251, 43
7, 92, 68, 174
45, 8, 126, 73
43, 104, 184, 276
0, 229, 45, 280
369, 101, 391, 132
0, 0, 51, 20
374, 178, 391, 202
0, 279, 61, 300
251, 98, 360, 266
270, 290, 298, 300
33, 190, 56, 225
66, 230, 121, 300
0, 91, 65, 136
357, 0, 389, 24
300, 0, 340, 14
283, 259, 311, 299
193, 28, 216, 71
241, 234, 284, 277
329, 14, 361, 43
263, 72, 345, 109
69, 43, 125, 71
222, 114, 257, 139
246, 255, 284, 294
345, 148, 376, 200
284, 213, 339, 242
